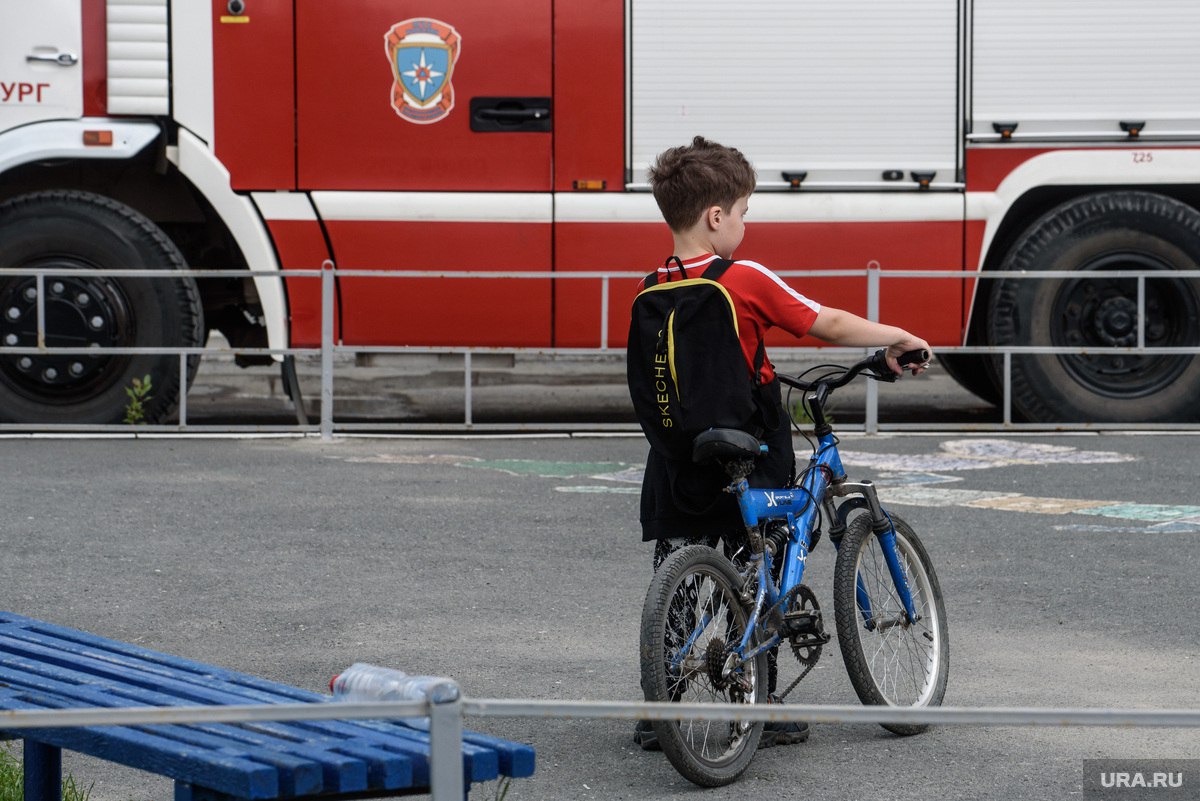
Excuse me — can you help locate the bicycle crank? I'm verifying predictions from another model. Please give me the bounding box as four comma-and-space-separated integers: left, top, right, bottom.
777, 585, 830, 701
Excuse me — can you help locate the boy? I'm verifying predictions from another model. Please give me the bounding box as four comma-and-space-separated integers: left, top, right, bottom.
633, 135, 930, 749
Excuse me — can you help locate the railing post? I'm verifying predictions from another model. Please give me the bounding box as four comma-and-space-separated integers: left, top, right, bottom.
464, 351, 473, 426
428, 691, 464, 801
1137, 274, 1146, 350
1002, 351, 1013, 427
178, 353, 188, 427
865, 262, 880, 434
321, 260, 335, 441
600, 275, 610, 350
35, 272, 46, 351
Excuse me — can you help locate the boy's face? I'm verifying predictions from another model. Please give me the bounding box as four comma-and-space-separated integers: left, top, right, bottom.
711, 194, 750, 259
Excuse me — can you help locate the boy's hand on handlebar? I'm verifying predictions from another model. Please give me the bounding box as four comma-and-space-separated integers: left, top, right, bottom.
886, 337, 932, 376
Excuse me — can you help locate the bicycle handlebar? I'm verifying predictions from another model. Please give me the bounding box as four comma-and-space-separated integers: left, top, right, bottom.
778, 348, 929, 394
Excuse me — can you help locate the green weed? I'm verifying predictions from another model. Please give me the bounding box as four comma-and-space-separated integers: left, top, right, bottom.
0, 741, 94, 801
123, 374, 153, 425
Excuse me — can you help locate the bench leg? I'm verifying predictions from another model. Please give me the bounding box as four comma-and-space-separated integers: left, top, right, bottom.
23, 740, 61, 801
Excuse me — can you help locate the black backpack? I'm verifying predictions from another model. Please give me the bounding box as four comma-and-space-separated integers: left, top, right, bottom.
626, 257, 767, 461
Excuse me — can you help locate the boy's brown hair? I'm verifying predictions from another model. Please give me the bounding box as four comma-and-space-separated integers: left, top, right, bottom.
648, 136, 757, 232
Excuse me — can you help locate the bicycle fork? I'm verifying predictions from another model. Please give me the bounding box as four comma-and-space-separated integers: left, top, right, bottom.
829, 480, 919, 628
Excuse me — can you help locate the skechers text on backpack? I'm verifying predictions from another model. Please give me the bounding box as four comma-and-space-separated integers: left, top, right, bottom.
626, 257, 767, 461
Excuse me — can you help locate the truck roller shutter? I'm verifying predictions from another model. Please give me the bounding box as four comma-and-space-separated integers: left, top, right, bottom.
973, 0, 1200, 140
629, 0, 960, 189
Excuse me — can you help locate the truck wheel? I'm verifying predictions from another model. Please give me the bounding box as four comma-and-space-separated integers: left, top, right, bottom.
0, 191, 204, 424
937, 353, 1001, 407
988, 191, 1200, 422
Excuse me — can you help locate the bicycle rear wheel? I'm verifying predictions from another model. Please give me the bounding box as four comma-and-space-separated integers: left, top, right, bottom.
639, 545, 766, 786
833, 512, 949, 735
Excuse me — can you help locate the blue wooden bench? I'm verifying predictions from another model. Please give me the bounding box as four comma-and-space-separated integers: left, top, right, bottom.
0, 613, 534, 800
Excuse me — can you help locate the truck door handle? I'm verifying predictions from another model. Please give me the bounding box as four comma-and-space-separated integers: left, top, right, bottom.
478, 108, 549, 122
26, 51, 79, 66
470, 97, 552, 132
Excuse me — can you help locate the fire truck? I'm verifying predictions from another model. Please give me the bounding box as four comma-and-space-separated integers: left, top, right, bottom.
2, 0, 1199, 425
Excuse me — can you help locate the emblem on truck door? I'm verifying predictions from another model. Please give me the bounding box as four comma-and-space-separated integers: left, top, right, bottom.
385, 18, 461, 125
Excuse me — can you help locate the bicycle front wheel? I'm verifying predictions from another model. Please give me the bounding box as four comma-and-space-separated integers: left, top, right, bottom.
639, 545, 766, 787
833, 512, 949, 735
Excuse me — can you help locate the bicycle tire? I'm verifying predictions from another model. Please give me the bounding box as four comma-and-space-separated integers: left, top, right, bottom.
832, 513, 949, 735
639, 545, 766, 786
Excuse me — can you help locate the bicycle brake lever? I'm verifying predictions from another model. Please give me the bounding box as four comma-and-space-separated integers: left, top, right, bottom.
869, 349, 897, 381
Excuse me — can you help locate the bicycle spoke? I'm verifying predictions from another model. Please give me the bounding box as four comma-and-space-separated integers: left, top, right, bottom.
649, 554, 762, 769
852, 533, 940, 706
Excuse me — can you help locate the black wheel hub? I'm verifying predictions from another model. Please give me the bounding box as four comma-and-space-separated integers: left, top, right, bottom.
1051, 252, 1198, 399
0, 265, 134, 404
1092, 295, 1138, 347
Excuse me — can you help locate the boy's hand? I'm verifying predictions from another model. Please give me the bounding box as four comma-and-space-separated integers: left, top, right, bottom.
886, 337, 932, 376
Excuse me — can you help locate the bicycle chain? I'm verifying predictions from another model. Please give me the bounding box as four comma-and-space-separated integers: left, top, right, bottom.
776, 584, 824, 702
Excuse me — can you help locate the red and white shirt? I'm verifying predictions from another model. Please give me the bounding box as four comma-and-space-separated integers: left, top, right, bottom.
639, 253, 822, 384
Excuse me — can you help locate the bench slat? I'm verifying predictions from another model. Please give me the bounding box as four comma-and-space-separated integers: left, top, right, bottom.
2, 696, 279, 800
0, 666, 334, 796
0, 628, 506, 784
0, 660, 416, 793
0, 613, 534, 798
189, 723, 373, 794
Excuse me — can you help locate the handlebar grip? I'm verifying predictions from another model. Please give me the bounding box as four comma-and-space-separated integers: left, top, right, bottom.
898, 348, 930, 367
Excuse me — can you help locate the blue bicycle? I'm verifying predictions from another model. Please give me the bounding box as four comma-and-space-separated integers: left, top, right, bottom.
639, 349, 949, 786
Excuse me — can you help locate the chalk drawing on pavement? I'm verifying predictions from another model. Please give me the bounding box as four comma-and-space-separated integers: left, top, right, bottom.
839, 438, 1137, 473
336, 442, 1197, 530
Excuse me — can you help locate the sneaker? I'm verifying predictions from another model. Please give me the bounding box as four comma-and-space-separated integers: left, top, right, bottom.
758, 695, 810, 748
633, 720, 661, 751
758, 719, 810, 748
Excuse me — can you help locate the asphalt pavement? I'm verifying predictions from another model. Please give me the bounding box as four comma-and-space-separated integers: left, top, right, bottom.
2, 431, 1197, 800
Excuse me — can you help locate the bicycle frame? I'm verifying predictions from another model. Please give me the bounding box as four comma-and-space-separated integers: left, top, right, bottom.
728, 428, 919, 668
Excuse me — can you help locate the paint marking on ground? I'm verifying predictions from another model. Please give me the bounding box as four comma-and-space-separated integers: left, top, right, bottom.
963, 496, 1119, 515
877, 487, 1018, 507
840, 438, 1137, 473
1073, 503, 1200, 523
461, 459, 636, 479
337, 446, 1197, 531
554, 485, 641, 494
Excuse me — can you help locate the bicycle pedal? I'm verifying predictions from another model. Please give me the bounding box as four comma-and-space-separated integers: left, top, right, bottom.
780, 609, 827, 639
789, 631, 831, 649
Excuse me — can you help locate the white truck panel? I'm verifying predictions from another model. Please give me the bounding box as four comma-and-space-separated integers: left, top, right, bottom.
630, 0, 960, 189
168, 0, 214, 146
0, 0, 82, 131
106, 0, 169, 115
973, 0, 1200, 138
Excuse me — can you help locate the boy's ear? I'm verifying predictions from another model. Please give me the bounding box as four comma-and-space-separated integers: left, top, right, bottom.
705, 205, 723, 230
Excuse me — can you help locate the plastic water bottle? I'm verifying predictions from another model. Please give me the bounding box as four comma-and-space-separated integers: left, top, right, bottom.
329, 663, 460, 730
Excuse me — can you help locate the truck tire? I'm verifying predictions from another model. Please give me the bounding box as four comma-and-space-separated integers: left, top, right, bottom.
937, 353, 1002, 407
0, 191, 204, 424
988, 191, 1200, 423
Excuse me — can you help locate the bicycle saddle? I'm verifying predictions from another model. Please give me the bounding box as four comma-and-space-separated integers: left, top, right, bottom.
691, 428, 764, 464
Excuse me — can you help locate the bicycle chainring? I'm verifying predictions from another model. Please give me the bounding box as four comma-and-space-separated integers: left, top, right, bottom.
777, 585, 826, 701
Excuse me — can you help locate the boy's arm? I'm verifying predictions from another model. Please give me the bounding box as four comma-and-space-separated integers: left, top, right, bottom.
808, 307, 932, 375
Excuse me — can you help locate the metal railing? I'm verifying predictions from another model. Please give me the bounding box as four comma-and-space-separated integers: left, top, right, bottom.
2, 690, 1198, 801
2, 263, 1199, 435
